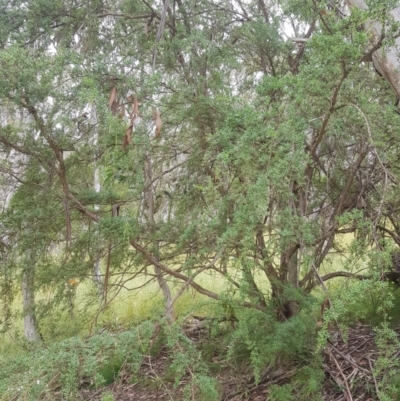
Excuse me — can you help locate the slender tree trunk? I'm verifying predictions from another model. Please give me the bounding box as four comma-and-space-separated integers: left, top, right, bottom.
145, 155, 175, 324
92, 111, 104, 300
22, 249, 40, 342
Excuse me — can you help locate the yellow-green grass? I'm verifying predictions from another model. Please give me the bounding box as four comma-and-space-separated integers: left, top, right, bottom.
0, 232, 388, 353
0, 269, 230, 351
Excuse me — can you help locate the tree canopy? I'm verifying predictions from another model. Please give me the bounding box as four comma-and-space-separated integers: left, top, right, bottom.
1, 0, 400, 331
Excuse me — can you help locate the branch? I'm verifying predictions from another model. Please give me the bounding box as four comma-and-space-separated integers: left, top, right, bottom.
289, 20, 316, 74
309, 268, 400, 289
143, 159, 187, 192
0, 125, 54, 170
21, 98, 100, 223
129, 239, 264, 310
166, 251, 222, 316
291, 38, 308, 43
97, 12, 152, 20
310, 66, 349, 158
152, 0, 171, 70
130, 238, 220, 300
377, 225, 400, 246
319, 271, 370, 282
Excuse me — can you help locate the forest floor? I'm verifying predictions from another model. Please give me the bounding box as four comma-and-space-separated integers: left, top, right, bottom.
78, 323, 383, 401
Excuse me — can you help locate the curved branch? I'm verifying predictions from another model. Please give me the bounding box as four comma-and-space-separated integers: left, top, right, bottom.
130, 238, 220, 298
377, 224, 400, 246
319, 271, 370, 282
319, 270, 400, 285
129, 239, 264, 310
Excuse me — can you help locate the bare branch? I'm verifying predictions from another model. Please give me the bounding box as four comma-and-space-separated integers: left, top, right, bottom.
319, 271, 370, 282
129, 239, 264, 310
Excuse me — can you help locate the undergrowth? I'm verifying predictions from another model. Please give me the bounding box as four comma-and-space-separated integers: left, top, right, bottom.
0, 321, 154, 401
2, 279, 400, 401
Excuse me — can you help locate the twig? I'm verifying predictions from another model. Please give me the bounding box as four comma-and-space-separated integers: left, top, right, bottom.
368, 357, 380, 400
165, 250, 222, 318
39, 371, 61, 397
144, 354, 174, 401
86, 388, 103, 400
346, 367, 358, 382
328, 348, 353, 401
249, 368, 296, 391
328, 341, 370, 374
324, 363, 348, 401
348, 338, 372, 355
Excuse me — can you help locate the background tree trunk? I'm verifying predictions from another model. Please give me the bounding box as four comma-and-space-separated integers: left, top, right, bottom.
22, 249, 40, 342
145, 152, 175, 324
92, 110, 104, 301
346, 1, 400, 99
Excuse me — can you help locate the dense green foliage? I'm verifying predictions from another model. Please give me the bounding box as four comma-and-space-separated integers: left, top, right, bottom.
1, 0, 400, 399
0, 322, 154, 400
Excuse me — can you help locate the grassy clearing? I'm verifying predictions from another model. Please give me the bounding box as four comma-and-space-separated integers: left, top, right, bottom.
0, 269, 229, 353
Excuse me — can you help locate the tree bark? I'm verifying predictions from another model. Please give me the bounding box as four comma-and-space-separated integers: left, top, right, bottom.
144, 153, 175, 324
92, 111, 104, 300
22, 249, 40, 342
346, 1, 400, 99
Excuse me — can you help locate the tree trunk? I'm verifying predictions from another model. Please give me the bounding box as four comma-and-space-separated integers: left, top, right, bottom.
22, 249, 40, 342
145, 155, 175, 324
92, 111, 104, 300
276, 181, 303, 319
286, 247, 299, 288
346, 1, 400, 99
286, 250, 300, 316
278, 247, 300, 319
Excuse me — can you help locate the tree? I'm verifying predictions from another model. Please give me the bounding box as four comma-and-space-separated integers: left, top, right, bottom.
1, 0, 400, 337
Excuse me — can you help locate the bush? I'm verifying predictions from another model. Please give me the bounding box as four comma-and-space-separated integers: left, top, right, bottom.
0, 321, 154, 401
